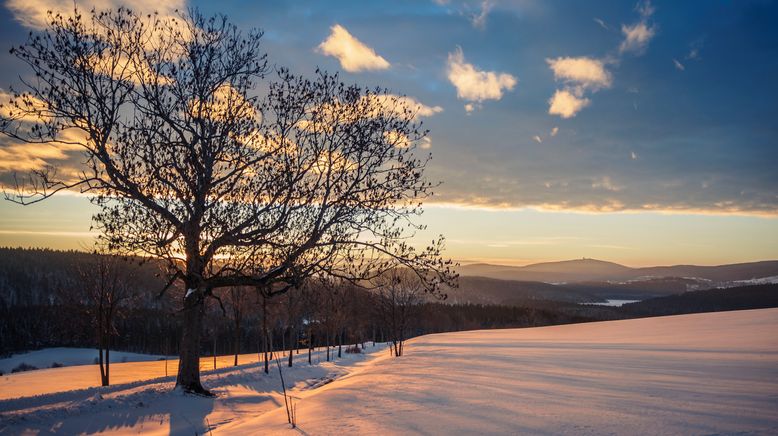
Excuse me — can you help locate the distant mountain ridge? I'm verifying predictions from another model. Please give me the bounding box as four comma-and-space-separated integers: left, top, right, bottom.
459, 258, 778, 284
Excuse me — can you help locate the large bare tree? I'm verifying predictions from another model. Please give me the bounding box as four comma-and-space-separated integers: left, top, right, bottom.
0, 8, 456, 394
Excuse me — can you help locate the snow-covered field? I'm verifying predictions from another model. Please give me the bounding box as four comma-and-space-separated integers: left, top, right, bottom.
2, 308, 777, 435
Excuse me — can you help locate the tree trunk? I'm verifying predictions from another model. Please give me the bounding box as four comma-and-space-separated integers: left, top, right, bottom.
105, 334, 111, 386
326, 332, 330, 361
338, 330, 342, 358
175, 288, 210, 395
262, 295, 269, 374
308, 327, 313, 365
288, 326, 295, 367
233, 317, 240, 367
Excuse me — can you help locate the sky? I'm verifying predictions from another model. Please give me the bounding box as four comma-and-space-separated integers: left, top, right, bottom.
0, 0, 777, 267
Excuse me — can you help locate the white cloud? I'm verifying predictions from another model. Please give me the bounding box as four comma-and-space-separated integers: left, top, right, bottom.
546, 57, 609, 119
464, 103, 477, 113
6, 0, 184, 30
546, 56, 612, 90
619, 22, 656, 54
631, 151, 638, 160
317, 24, 390, 73
447, 47, 517, 107
369, 94, 443, 119
550, 127, 559, 137
673, 59, 685, 71
619, 1, 656, 55
548, 89, 590, 119
532, 135, 542, 144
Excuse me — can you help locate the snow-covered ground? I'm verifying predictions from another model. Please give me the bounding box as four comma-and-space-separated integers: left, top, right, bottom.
0, 348, 173, 375
2, 309, 777, 435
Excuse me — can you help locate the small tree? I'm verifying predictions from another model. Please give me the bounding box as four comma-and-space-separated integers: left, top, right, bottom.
374, 269, 425, 357
1, 8, 455, 394
70, 253, 138, 386
224, 286, 249, 366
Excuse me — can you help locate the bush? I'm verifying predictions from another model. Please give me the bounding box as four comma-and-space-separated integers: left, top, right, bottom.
345, 345, 361, 354
11, 362, 38, 373
51, 362, 64, 368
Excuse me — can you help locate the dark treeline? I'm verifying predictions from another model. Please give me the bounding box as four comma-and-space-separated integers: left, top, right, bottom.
2, 248, 776, 362
621, 284, 778, 317
0, 248, 619, 359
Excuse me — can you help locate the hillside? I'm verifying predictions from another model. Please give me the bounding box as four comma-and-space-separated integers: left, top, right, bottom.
459, 258, 778, 285
236, 308, 778, 434
441, 276, 602, 305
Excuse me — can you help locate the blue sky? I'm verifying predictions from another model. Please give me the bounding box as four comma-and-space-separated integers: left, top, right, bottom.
0, 0, 777, 266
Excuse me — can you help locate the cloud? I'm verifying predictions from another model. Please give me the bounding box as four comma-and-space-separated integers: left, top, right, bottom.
447, 47, 517, 108
378, 95, 443, 119
550, 127, 559, 137
619, 1, 656, 55
546, 57, 612, 119
0, 129, 86, 172
631, 151, 638, 160
6, 0, 184, 30
546, 56, 612, 90
592, 176, 623, 192
532, 135, 542, 144
317, 24, 390, 73
593, 17, 608, 30
548, 89, 590, 119
620, 22, 656, 54
471, 0, 492, 29
673, 59, 685, 71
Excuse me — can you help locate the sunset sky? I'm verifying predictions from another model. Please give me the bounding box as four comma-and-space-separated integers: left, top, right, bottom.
1, 0, 777, 266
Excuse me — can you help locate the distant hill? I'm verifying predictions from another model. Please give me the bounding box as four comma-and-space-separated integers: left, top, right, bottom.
459, 259, 778, 284
440, 276, 602, 306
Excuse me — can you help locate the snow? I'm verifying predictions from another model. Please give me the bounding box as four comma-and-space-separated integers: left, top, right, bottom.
731, 275, 778, 285
2, 309, 777, 435
0, 345, 382, 434
582, 298, 640, 306
0, 348, 171, 375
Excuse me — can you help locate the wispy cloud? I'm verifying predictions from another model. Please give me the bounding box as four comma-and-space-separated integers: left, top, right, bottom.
371, 94, 443, 119
619, 1, 656, 55
673, 59, 685, 71
594, 17, 609, 30
471, 0, 492, 29
317, 24, 390, 72
6, 0, 185, 29
447, 47, 517, 110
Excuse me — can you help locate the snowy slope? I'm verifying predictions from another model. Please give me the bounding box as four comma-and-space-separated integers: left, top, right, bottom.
230, 309, 778, 435
2, 309, 777, 435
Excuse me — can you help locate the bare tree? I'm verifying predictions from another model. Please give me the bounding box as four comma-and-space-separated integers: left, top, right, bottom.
1, 9, 455, 394
223, 286, 249, 366
374, 269, 425, 357
68, 253, 138, 386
